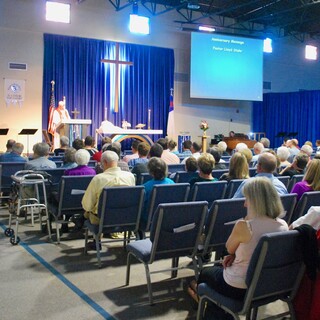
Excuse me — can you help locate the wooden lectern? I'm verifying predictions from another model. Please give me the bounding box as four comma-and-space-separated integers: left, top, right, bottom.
56, 119, 92, 143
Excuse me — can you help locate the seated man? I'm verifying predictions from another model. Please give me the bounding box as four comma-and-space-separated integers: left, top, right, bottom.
233, 152, 288, 198
123, 139, 140, 163
128, 142, 150, 167
53, 136, 69, 156
82, 150, 135, 248
25, 142, 56, 170
84, 135, 98, 157
280, 152, 308, 177
0, 142, 26, 162
157, 138, 180, 164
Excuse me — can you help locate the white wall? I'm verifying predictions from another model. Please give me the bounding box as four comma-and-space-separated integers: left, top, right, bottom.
0, 0, 319, 152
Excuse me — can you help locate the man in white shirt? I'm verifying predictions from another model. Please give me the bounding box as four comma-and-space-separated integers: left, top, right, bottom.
156, 138, 180, 164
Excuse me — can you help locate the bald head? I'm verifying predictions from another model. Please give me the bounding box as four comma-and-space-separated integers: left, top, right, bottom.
257, 152, 277, 173
101, 150, 119, 171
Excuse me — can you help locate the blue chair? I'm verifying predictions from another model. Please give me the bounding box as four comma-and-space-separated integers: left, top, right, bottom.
200, 198, 246, 264
197, 231, 305, 320
287, 174, 304, 192
136, 172, 152, 185
290, 191, 320, 224
0, 162, 26, 194
174, 171, 198, 183
189, 181, 227, 208
279, 193, 297, 223
277, 175, 290, 189
225, 179, 245, 198
142, 183, 190, 233
249, 168, 257, 177
84, 185, 145, 268
48, 175, 94, 243
212, 169, 228, 179
167, 163, 185, 173
126, 201, 208, 305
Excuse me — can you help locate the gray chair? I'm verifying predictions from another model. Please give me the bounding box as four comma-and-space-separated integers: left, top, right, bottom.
200, 198, 246, 264
136, 172, 152, 185
287, 174, 304, 192
48, 175, 94, 243
197, 231, 305, 320
189, 181, 227, 208
141, 183, 190, 235
277, 175, 290, 189
225, 179, 245, 198
126, 201, 208, 305
290, 191, 320, 224
279, 193, 297, 223
84, 185, 145, 268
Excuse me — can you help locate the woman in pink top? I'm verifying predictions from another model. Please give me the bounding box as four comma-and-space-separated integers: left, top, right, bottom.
188, 177, 288, 317
291, 159, 320, 200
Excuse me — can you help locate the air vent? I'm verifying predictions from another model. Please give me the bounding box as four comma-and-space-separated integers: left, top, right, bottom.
174, 72, 189, 82
263, 81, 271, 90
8, 62, 27, 71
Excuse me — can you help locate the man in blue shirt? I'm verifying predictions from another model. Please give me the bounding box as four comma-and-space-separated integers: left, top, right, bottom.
0, 142, 27, 163
233, 152, 288, 198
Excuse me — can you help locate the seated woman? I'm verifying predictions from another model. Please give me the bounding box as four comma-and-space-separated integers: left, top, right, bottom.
277, 146, 291, 168
189, 153, 217, 188
60, 147, 77, 169
142, 157, 174, 223
220, 152, 249, 182
64, 149, 96, 176
291, 159, 320, 200
188, 177, 288, 318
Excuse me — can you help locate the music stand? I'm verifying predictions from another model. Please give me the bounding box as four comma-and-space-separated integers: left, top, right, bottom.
19, 129, 38, 155
0, 128, 9, 135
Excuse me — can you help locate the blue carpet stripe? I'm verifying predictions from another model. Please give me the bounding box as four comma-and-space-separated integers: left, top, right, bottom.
0, 222, 115, 320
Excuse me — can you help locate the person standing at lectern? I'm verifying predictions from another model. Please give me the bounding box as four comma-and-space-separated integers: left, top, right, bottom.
52, 100, 70, 150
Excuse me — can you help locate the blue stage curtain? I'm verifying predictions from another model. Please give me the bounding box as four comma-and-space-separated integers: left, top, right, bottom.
252, 90, 320, 147
42, 34, 174, 143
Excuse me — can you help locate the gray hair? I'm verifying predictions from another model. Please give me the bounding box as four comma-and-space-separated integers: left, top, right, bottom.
63, 147, 76, 163
260, 137, 270, 148
12, 142, 24, 154
101, 150, 119, 164
243, 177, 284, 219
253, 142, 264, 153
235, 142, 248, 152
301, 144, 313, 156
74, 149, 91, 166
148, 157, 168, 180
60, 136, 69, 147
217, 141, 227, 152
33, 142, 50, 157
276, 146, 290, 161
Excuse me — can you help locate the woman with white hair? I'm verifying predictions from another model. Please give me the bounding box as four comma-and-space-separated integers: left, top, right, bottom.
64, 149, 96, 176
277, 146, 291, 168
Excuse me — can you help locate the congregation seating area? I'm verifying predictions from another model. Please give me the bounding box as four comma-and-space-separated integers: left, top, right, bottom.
0, 149, 319, 319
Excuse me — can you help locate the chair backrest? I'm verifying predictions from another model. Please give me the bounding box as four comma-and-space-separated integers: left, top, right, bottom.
287, 174, 304, 192
249, 168, 257, 177
189, 181, 227, 208
0, 162, 26, 192
88, 160, 97, 168
167, 163, 185, 173
203, 198, 246, 255
277, 175, 290, 189
174, 171, 198, 183
225, 179, 245, 198
211, 169, 228, 179
97, 185, 145, 234
56, 175, 94, 216
136, 172, 152, 185
243, 231, 305, 312
279, 193, 297, 223
149, 201, 208, 262
145, 183, 190, 231
290, 191, 320, 224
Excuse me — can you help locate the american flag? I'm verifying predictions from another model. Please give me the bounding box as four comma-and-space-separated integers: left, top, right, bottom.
167, 88, 175, 138
48, 81, 56, 135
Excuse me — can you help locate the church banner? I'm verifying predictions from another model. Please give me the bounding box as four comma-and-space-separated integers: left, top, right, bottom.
4, 78, 25, 107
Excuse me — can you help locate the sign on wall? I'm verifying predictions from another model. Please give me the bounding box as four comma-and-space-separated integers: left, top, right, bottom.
4, 78, 25, 107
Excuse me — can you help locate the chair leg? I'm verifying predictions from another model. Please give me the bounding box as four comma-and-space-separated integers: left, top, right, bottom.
125, 252, 132, 286
55, 220, 60, 244
196, 296, 206, 320
144, 264, 154, 305
171, 257, 179, 278
84, 229, 89, 254
95, 234, 101, 268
